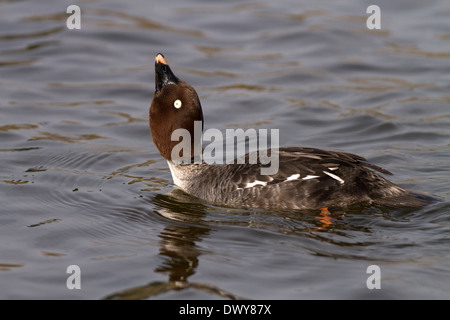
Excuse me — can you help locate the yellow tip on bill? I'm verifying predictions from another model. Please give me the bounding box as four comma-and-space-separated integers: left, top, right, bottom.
155, 53, 168, 65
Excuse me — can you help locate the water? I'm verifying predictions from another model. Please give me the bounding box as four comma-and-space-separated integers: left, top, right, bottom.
0, 0, 449, 299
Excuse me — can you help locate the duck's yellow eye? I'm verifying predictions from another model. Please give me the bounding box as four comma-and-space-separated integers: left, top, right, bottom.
174, 99, 182, 109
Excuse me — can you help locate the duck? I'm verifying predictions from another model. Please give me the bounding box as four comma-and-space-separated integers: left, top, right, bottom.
149, 53, 432, 210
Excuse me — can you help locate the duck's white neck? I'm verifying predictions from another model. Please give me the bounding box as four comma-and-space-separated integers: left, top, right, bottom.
167, 161, 184, 188
167, 160, 205, 190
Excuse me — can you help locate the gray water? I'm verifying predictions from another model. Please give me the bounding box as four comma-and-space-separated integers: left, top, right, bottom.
0, 0, 449, 299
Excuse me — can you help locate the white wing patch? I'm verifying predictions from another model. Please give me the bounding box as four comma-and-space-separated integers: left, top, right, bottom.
245, 180, 268, 188
302, 175, 320, 180
286, 174, 301, 181
323, 171, 345, 184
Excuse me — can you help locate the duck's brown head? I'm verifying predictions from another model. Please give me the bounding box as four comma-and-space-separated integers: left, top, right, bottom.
149, 53, 203, 162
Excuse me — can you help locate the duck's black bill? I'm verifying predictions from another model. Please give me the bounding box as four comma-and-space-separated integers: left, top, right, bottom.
155, 53, 179, 93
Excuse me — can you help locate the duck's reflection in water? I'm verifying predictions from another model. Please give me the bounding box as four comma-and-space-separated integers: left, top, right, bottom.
104, 190, 244, 300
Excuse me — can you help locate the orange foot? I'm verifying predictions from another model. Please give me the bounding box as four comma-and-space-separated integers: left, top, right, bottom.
315, 207, 333, 231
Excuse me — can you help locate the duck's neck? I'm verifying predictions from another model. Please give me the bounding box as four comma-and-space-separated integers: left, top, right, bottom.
167, 160, 206, 190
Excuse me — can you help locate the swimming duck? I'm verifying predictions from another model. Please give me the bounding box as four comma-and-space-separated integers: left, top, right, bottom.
149, 53, 432, 210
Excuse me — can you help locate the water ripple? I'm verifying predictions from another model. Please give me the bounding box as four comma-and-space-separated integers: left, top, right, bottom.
0, 0, 449, 299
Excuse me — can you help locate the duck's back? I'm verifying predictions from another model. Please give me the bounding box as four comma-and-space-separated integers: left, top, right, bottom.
168, 147, 432, 210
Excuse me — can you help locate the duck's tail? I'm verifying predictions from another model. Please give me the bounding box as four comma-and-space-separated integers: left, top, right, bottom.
372, 190, 440, 208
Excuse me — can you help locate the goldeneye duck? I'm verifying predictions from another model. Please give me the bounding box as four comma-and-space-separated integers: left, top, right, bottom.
149, 53, 432, 210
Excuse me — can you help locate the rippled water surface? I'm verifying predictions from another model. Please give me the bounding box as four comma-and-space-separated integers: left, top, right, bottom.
0, 0, 449, 299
